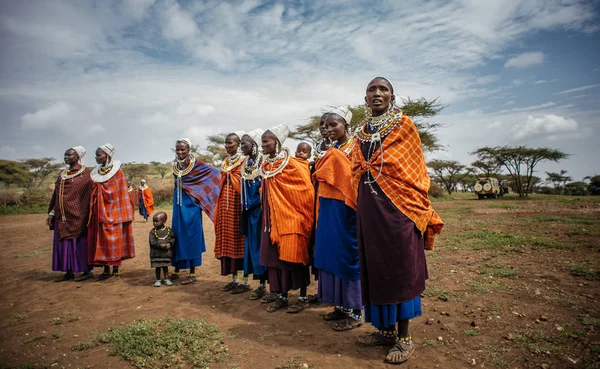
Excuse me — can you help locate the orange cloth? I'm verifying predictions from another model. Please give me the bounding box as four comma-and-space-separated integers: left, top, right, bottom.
214, 161, 245, 259
138, 187, 155, 214
261, 155, 314, 265
313, 147, 357, 210
351, 112, 443, 250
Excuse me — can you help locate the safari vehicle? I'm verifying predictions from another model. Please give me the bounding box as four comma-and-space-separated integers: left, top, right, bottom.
474, 177, 503, 199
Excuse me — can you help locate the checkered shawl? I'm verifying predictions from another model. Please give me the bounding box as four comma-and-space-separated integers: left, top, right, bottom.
175, 159, 221, 222
312, 147, 357, 210
261, 157, 314, 264
49, 164, 93, 240
214, 163, 245, 259
350, 112, 443, 250
89, 169, 134, 224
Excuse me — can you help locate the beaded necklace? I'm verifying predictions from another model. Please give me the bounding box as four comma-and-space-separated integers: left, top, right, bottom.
260, 147, 290, 179
58, 165, 86, 223
241, 155, 262, 211
173, 155, 196, 206
153, 226, 171, 240
91, 161, 121, 183
334, 136, 355, 158
221, 153, 245, 172
314, 139, 331, 160
355, 106, 403, 195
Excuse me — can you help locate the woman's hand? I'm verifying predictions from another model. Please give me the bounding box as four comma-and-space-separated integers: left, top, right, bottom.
46, 215, 55, 227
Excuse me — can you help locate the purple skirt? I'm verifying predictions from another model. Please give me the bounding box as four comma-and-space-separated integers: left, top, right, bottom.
52, 221, 88, 273
317, 269, 362, 310
220, 257, 244, 276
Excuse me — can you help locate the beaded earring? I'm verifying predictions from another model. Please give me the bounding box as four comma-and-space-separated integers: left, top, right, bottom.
252, 145, 257, 156
275, 142, 280, 153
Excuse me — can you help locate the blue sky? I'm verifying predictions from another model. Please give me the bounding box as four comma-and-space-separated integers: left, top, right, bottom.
0, 0, 598, 180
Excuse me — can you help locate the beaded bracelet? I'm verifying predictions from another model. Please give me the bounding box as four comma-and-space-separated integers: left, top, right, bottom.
397, 335, 412, 343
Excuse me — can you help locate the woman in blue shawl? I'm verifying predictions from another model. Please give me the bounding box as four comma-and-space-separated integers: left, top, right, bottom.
171, 138, 220, 285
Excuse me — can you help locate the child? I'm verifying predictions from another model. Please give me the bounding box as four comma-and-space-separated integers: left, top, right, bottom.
149, 212, 176, 287
295, 142, 312, 161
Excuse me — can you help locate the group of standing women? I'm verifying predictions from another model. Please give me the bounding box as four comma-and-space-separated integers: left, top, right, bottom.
47, 77, 442, 365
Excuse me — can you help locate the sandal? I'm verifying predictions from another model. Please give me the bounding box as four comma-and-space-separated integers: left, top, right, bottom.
169, 273, 180, 280
385, 342, 414, 365
266, 298, 288, 313
308, 294, 321, 304
322, 308, 349, 321
222, 281, 239, 292
55, 271, 74, 282
97, 272, 112, 281
181, 275, 197, 285
260, 292, 278, 303
74, 272, 93, 282
249, 286, 267, 300
287, 300, 308, 314
332, 316, 363, 331
356, 332, 396, 347
231, 284, 251, 294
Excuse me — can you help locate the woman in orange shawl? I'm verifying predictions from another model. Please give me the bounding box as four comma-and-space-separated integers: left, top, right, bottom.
88, 143, 135, 281
259, 124, 314, 314
137, 179, 154, 222
350, 78, 443, 364
214, 132, 247, 293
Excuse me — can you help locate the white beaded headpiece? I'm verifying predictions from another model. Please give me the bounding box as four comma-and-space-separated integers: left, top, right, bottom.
329, 106, 353, 125
266, 123, 290, 145
98, 143, 115, 157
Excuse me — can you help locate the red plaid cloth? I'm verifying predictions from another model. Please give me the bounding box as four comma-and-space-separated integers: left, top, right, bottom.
214, 164, 245, 259
351, 111, 443, 250
88, 169, 135, 264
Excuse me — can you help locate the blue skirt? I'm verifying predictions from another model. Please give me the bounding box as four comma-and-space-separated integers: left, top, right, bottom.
139, 194, 149, 219
172, 189, 205, 269
364, 296, 422, 330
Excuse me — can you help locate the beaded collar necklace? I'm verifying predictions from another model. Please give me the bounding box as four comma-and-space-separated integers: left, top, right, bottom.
172, 155, 196, 177
355, 107, 402, 143
154, 226, 171, 240
334, 136, 355, 158
91, 161, 121, 183
261, 147, 290, 179
60, 165, 86, 180
241, 155, 262, 181
314, 139, 331, 160
221, 153, 245, 172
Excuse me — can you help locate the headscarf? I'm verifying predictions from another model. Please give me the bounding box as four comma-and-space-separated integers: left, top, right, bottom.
233, 131, 245, 141
69, 146, 86, 164
266, 123, 290, 145
98, 143, 115, 166
177, 138, 192, 148
245, 128, 265, 151
328, 105, 353, 126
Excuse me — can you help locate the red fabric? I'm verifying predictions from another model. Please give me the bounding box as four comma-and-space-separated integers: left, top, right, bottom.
312, 148, 357, 210
87, 169, 135, 264
214, 164, 245, 259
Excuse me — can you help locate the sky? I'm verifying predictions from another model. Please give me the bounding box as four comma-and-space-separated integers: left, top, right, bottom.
0, 0, 599, 181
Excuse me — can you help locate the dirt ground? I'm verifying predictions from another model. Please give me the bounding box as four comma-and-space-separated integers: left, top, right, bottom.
0, 195, 598, 369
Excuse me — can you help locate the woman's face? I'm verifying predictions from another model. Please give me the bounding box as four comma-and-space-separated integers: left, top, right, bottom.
240, 135, 254, 156
319, 114, 329, 139
64, 149, 79, 166
326, 114, 347, 142
95, 148, 108, 165
175, 142, 190, 160
225, 135, 240, 156
261, 133, 277, 156
365, 78, 393, 115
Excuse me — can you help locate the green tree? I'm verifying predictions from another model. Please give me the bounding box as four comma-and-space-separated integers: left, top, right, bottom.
471, 158, 502, 177
458, 170, 477, 193
586, 175, 600, 195
471, 146, 568, 197
545, 170, 572, 195
290, 97, 444, 152
121, 163, 150, 184
427, 159, 466, 195
20, 157, 63, 189
0, 160, 31, 198
564, 181, 588, 196
150, 161, 170, 179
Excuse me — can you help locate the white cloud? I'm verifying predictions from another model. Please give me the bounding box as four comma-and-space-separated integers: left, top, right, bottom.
162, 3, 198, 40
21, 102, 73, 130
535, 80, 547, 84
504, 100, 516, 106
504, 51, 545, 68
555, 84, 600, 95
512, 114, 578, 139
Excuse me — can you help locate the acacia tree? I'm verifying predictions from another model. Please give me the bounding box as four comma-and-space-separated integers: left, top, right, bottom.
427, 159, 466, 195
545, 170, 572, 195
150, 161, 170, 179
0, 160, 31, 193
471, 158, 502, 177
471, 146, 568, 197
585, 175, 600, 195
121, 163, 150, 184
290, 97, 444, 153
458, 170, 477, 192
20, 158, 63, 189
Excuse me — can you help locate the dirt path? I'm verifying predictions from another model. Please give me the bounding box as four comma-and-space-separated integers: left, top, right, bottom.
1, 196, 598, 368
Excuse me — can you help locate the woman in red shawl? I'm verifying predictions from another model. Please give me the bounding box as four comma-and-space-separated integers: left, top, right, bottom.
88, 143, 135, 280
350, 77, 443, 364
214, 132, 247, 293
47, 146, 93, 281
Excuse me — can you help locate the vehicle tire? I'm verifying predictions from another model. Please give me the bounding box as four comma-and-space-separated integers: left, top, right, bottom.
478, 194, 483, 199
483, 183, 492, 192
475, 183, 483, 192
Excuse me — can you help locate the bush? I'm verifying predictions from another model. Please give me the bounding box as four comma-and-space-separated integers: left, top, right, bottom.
152, 184, 174, 206
20, 189, 52, 206
429, 183, 444, 198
